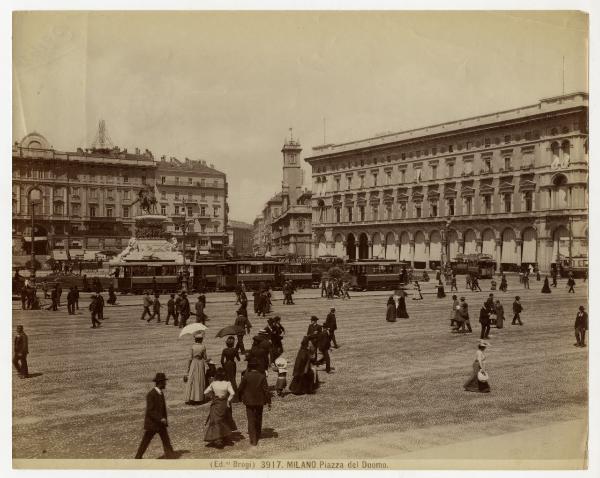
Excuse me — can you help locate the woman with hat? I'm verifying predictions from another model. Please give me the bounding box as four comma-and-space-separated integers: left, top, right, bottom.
396, 289, 409, 319
203, 367, 237, 448
221, 336, 240, 400
464, 340, 491, 393
386, 293, 397, 322
184, 331, 208, 405
289, 337, 317, 395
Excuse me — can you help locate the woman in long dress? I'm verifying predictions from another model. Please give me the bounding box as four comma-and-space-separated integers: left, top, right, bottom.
397, 290, 409, 319
437, 280, 446, 298
541, 276, 552, 293
203, 368, 237, 447
494, 299, 504, 329
289, 337, 317, 395
464, 340, 491, 393
386, 295, 397, 322
220, 336, 240, 401
184, 332, 208, 404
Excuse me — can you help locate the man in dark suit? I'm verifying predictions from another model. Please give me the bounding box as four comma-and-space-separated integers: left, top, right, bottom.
179, 292, 191, 328
238, 360, 271, 446
479, 305, 491, 340
13, 325, 29, 378
574, 305, 588, 347
306, 316, 322, 359
316, 326, 334, 373
135, 373, 177, 459
324, 307, 339, 348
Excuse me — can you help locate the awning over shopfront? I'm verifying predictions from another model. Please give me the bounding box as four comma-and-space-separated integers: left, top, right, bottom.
23, 236, 48, 242
52, 250, 69, 260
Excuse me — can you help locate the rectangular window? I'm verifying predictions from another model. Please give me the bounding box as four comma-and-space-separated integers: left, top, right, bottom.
124, 190, 130, 200
214, 224, 219, 233
89, 205, 96, 217
89, 188, 98, 199
415, 204, 422, 218
360, 175, 365, 188
214, 192, 218, 200
175, 177, 180, 185
466, 141, 472, 150
359, 206, 365, 221
449, 145, 454, 153
386, 206, 392, 220
188, 177, 193, 185
484, 196, 492, 213
213, 206, 219, 217
400, 169, 406, 183
175, 206, 180, 215
447, 198, 455, 216
401, 153, 406, 160
123, 175, 128, 183
201, 192, 206, 200
347, 207, 353, 222
161, 191, 166, 200
188, 192, 193, 200
415, 168, 422, 182
53, 203, 64, 215
400, 204, 407, 219
175, 192, 179, 200
504, 157, 511, 170
524, 192, 533, 212
464, 197, 472, 215
431, 165, 437, 180
335, 208, 341, 223
188, 206, 193, 217
386, 171, 392, 185
161, 176, 166, 184
464, 161, 473, 174
161, 205, 166, 215
201, 206, 206, 216
106, 207, 113, 217
485, 158, 492, 172
123, 206, 129, 218
201, 224, 207, 233
484, 138, 491, 147
72, 204, 81, 216
504, 135, 511, 144
430, 202, 438, 217
503, 194, 512, 213
71, 187, 80, 196
372, 173, 378, 187
347, 176, 352, 190
447, 163, 454, 177
200, 178, 206, 187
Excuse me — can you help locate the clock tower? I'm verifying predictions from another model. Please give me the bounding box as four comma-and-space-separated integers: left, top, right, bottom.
281, 129, 303, 207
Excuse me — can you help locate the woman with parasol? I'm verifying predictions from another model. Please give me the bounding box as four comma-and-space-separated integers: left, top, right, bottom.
182, 328, 208, 405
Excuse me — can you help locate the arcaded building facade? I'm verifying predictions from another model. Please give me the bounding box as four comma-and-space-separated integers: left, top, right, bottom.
305, 92, 588, 272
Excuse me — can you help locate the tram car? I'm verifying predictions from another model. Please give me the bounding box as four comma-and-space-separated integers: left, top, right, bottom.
278, 262, 314, 289
192, 259, 282, 291
347, 260, 410, 290
111, 263, 183, 293
450, 253, 496, 279
554, 255, 588, 279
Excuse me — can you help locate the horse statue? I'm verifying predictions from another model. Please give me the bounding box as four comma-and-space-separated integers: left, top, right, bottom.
131, 185, 157, 214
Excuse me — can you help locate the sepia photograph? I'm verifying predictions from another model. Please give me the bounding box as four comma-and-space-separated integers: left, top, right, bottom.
8, 7, 592, 472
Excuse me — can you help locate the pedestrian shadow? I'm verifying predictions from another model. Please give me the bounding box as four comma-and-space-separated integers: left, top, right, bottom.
260, 428, 278, 439
17, 373, 44, 379
158, 450, 189, 459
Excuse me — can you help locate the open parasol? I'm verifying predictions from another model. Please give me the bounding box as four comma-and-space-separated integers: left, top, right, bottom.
178, 323, 208, 338
215, 325, 245, 338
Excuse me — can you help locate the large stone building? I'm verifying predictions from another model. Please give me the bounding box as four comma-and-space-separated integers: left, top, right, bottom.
305, 92, 588, 272
12, 131, 229, 262
226, 220, 254, 257
156, 157, 228, 258
271, 138, 312, 257
252, 136, 312, 258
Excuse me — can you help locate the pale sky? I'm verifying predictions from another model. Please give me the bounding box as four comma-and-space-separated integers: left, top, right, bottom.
12, 11, 588, 223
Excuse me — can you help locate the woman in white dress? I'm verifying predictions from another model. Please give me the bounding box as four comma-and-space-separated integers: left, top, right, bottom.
203, 368, 237, 447
184, 331, 207, 404
464, 340, 491, 393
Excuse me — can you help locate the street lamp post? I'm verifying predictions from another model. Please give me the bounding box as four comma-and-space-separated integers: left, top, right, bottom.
443, 217, 452, 273
28, 188, 42, 280
174, 212, 194, 292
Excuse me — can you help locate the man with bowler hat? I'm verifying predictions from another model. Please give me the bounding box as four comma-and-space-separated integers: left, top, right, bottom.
135, 372, 177, 459
238, 359, 271, 446
324, 307, 339, 348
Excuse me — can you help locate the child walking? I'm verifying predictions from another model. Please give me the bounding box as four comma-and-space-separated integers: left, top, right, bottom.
274, 356, 288, 396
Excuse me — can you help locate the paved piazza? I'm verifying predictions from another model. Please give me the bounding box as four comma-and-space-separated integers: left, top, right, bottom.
12, 276, 587, 462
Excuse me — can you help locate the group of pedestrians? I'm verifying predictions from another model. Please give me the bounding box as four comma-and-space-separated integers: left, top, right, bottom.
139, 290, 206, 327
320, 278, 351, 300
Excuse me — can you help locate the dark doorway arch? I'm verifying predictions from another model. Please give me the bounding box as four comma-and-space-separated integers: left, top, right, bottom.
346, 234, 356, 260
358, 233, 369, 259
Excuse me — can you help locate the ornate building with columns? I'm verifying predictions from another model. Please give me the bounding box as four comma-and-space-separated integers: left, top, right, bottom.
305, 92, 588, 272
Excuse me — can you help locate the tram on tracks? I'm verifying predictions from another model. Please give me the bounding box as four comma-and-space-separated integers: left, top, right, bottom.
347, 260, 411, 290
450, 253, 497, 279
110, 262, 183, 294
192, 259, 282, 292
